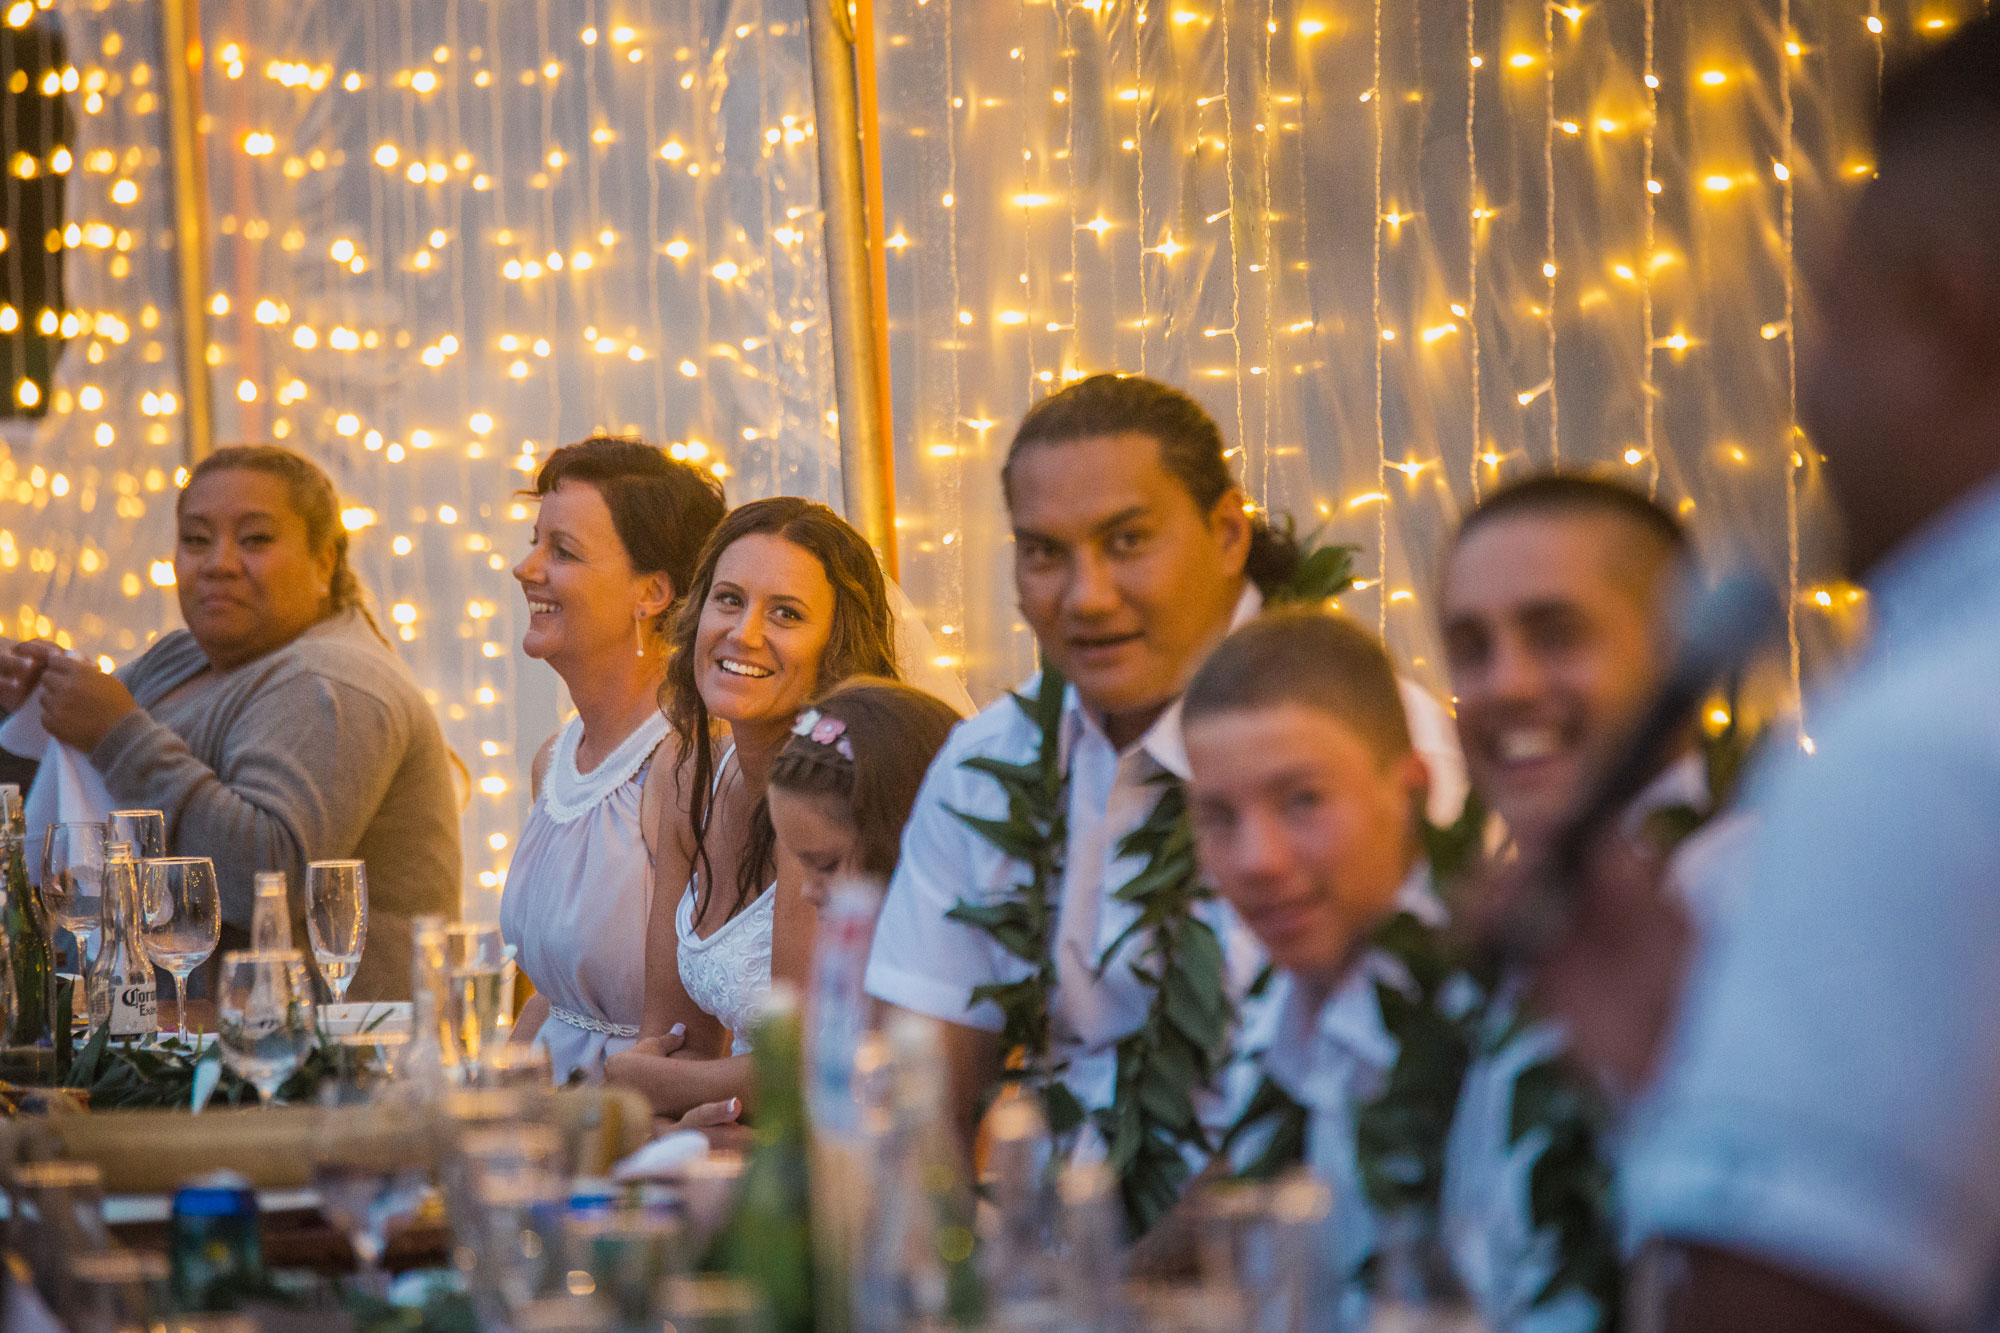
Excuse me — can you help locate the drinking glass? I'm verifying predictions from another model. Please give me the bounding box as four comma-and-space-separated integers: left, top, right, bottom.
305, 859, 368, 1000
67, 1248, 170, 1333
139, 858, 221, 1037
39, 822, 107, 1016
445, 923, 509, 1071
476, 1041, 552, 1089
215, 949, 317, 1105
107, 809, 166, 861
311, 1100, 432, 1294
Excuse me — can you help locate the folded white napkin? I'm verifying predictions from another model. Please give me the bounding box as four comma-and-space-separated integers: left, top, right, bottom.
611, 1128, 710, 1181
0, 684, 115, 850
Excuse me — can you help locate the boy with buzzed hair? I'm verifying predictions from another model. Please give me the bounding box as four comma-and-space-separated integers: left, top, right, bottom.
1181, 608, 1437, 1321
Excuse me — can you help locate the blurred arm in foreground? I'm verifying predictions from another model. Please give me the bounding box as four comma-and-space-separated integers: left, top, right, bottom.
1513, 16, 2000, 1332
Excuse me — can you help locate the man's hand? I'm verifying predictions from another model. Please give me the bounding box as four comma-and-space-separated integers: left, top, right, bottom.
1469, 832, 1694, 1101
0, 637, 54, 713
35, 654, 139, 753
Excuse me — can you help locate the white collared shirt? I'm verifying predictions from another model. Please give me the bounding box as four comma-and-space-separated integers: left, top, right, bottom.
1262, 868, 1444, 1295
1623, 475, 2000, 1331
1444, 751, 1740, 1333
866, 585, 1270, 1137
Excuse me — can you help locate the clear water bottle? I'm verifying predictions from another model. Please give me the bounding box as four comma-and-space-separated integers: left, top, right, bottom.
1056, 1160, 1130, 1333
407, 913, 452, 1088
853, 1012, 982, 1331
806, 877, 884, 1333
250, 869, 294, 951
981, 1087, 1060, 1320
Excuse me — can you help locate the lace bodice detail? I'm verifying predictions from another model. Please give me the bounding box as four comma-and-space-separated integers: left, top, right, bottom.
676, 879, 775, 1055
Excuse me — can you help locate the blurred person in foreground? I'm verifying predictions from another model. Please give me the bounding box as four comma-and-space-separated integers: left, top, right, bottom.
1526, 15, 2000, 1331
1437, 476, 1751, 1330
1181, 609, 1432, 1325
0, 445, 461, 999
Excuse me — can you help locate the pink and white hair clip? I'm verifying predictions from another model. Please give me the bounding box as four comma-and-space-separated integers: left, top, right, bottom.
790, 707, 855, 761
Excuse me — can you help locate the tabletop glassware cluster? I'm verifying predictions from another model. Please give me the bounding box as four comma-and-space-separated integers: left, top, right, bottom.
16, 808, 484, 1108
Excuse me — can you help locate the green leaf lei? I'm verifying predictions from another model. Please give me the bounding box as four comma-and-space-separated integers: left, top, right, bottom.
943, 669, 1087, 1139
946, 536, 1361, 1236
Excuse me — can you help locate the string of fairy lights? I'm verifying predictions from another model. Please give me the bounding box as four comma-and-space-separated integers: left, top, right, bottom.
0, 0, 840, 915
874, 0, 1951, 708
0, 0, 1973, 914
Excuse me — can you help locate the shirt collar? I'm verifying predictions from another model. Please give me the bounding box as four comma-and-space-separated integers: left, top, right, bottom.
1267, 862, 1438, 1089
1621, 751, 1710, 831
1060, 581, 1265, 782
1867, 473, 2000, 652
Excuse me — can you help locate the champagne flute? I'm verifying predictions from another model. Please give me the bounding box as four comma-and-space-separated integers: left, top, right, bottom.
39, 822, 107, 1025
138, 858, 221, 1037
215, 949, 316, 1105
304, 859, 368, 1001
445, 923, 508, 1072
107, 809, 166, 861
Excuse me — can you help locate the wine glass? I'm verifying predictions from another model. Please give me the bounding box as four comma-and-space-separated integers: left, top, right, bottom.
39, 822, 107, 1025
215, 949, 317, 1105
304, 860, 368, 1001
107, 809, 166, 861
139, 858, 221, 1037
311, 1099, 432, 1294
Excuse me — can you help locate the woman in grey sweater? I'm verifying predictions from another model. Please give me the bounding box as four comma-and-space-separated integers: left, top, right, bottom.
0, 446, 461, 1001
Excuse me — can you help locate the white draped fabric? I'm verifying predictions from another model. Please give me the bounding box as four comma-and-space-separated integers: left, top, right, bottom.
0, 0, 1930, 914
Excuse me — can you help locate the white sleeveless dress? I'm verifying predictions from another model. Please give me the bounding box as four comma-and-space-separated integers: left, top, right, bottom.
676, 747, 776, 1056
500, 712, 669, 1082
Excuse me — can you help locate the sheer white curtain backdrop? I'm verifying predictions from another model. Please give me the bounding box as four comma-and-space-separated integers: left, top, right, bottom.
1, 0, 1949, 912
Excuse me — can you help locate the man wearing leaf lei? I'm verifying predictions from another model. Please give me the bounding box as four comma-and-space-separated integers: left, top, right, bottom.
864, 374, 1463, 1236
1432, 476, 1753, 1330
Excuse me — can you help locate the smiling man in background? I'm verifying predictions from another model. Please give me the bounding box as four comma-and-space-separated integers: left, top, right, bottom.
1441, 475, 1700, 854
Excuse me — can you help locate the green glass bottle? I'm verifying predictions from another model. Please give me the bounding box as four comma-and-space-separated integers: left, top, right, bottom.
0, 785, 52, 1047
712, 983, 815, 1333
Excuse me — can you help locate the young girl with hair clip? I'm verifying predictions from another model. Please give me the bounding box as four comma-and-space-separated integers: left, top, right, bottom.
765, 677, 962, 910
613, 676, 960, 1136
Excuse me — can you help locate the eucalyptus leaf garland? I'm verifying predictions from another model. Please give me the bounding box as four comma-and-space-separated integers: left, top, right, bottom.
57, 1013, 382, 1110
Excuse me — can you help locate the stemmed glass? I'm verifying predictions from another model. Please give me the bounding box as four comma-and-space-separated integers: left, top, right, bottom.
138, 858, 221, 1037
305, 860, 368, 1001
107, 810, 166, 861
311, 1098, 431, 1295
39, 822, 107, 1024
444, 924, 509, 1072
215, 949, 317, 1105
